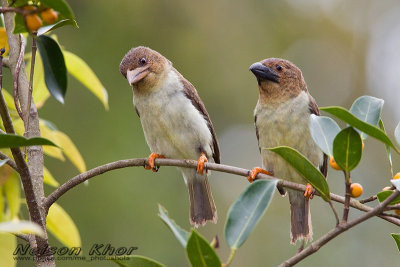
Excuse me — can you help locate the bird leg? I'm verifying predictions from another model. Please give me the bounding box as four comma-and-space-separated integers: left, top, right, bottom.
144, 153, 165, 172
304, 183, 314, 200
247, 167, 273, 183
196, 153, 208, 175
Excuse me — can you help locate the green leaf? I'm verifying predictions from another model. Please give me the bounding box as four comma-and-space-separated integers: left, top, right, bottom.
225, 179, 277, 249
111, 255, 166, 267
40, 0, 76, 21
321, 106, 399, 153
332, 127, 362, 172
395, 121, 400, 147
309, 114, 341, 157
37, 35, 67, 104
379, 120, 393, 176
391, 233, 400, 253
0, 133, 57, 148
0, 221, 45, 237
13, 13, 26, 34
376, 191, 400, 205
54, 130, 86, 173
0, 233, 16, 267
63, 50, 109, 110
349, 96, 384, 139
37, 19, 78, 36
158, 204, 189, 247
47, 203, 81, 247
186, 230, 221, 267
43, 166, 59, 187
268, 146, 330, 201
0, 186, 4, 222
3, 172, 20, 219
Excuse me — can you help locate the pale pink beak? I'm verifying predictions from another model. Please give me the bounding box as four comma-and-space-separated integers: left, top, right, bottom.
127, 66, 150, 85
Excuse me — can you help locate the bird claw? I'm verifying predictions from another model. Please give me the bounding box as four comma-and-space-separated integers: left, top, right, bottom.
144, 153, 165, 172
247, 167, 273, 183
304, 183, 314, 200
197, 153, 208, 175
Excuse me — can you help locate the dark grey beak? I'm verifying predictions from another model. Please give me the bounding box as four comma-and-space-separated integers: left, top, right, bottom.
249, 62, 279, 83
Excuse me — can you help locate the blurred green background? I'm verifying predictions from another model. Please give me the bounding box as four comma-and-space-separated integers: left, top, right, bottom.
18, 0, 400, 266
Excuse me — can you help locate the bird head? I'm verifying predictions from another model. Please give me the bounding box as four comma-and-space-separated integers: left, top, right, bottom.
120, 46, 171, 91
249, 58, 307, 102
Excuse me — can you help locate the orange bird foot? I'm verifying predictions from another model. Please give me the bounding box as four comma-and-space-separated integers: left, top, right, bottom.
197, 153, 208, 175
247, 167, 273, 183
304, 183, 314, 200
144, 153, 165, 172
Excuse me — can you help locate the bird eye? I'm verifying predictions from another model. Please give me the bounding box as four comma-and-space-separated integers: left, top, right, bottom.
276, 65, 283, 71
139, 57, 147, 66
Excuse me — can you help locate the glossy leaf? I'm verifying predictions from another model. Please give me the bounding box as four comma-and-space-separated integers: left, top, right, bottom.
379, 120, 393, 176
321, 106, 399, 153
395, 121, 400, 147
0, 233, 16, 267
47, 203, 81, 247
350, 96, 384, 139
391, 234, 400, 253
38, 19, 78, 36
0, 221, 45, 237
40, 0, 76, 21
54, 131, 86, 173
376, 191, 400, 205
158, 204, 189, 247
332, 127, 362, 172
4, 172, 20, 219
309, 114, 341, 157
0, 133, 57, 148
13, 13, 26, 34
225, 179, 277, 249
27, 48, 50, 108
43, 166, 59, 187
268, 146, 330, 201
111, 255, 166, 267
186, 230, 221, 267
40, 120, 65, 161
37, 35, 67, 104
63, 50, 109, 109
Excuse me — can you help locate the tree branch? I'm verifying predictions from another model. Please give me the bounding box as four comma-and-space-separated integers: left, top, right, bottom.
43, 158, 400, 227
0, 151, 18, 171
279, 190, 400, 267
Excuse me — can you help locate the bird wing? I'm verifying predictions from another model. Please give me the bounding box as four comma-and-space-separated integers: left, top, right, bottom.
254, 114, 260, 152
308, 93, 328, 177
174, 69, 220, 164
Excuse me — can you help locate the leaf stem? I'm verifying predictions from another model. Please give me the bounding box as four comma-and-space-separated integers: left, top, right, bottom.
225, 248, 236, 267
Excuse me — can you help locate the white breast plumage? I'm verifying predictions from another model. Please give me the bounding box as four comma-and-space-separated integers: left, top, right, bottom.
133, 69, 213, 161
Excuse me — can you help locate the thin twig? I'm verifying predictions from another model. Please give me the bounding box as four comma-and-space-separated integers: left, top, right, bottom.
12, 34, 24, 119
359, 195, 377, 204
0, 151, 18, 171
0, 7, 43, 15
279, 190, 400, 267
42, 158, 400, 227
14, 233, 29, 242
342, 171, 351, 223
25, 32, 37, 137
328, 201, 339, 225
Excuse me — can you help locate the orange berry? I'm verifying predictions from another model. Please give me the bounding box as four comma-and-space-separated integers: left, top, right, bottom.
329, 157, 341, 170
362, 141, 365, 150
41, 9, 58, 24
395, 209, 400, 216
26, 14, 42, 31
393, 172, 400, 180
350, 183, 363, 198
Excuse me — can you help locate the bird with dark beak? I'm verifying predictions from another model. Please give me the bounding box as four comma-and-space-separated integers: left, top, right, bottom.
248, 58, 327, 246
119, 46, 219, 227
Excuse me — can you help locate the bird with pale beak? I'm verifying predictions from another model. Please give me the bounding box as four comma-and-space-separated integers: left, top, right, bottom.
120, 46, 220, 227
